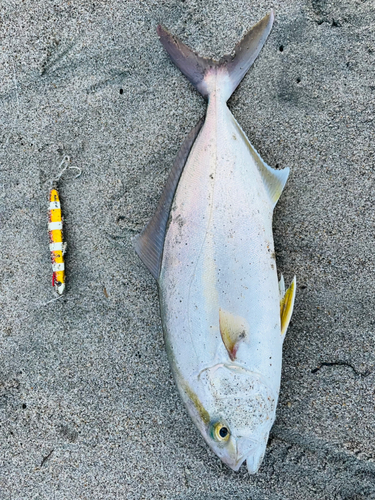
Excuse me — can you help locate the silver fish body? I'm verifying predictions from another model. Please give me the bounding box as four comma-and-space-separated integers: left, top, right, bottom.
136, 11, 296, 473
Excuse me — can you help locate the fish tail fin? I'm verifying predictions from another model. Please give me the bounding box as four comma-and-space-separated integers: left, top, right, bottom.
157, 11, 274, 101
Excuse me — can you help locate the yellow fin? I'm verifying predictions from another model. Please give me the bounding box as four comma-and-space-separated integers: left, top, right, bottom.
280, 276, 296, 338
219, 309, 248, 361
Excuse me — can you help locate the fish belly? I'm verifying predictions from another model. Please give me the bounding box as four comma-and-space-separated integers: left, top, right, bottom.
159, 103, 282, 398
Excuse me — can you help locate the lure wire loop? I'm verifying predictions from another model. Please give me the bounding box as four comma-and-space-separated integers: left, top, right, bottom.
53, 155, 82, 184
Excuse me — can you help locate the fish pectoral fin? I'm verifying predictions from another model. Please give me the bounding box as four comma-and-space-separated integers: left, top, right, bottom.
135, 118, 204, 280
219, 308, 248, 361
280, 276, 296, 339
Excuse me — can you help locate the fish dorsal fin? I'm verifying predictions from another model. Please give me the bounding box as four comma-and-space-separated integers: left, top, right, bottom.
233, 119, 289, 207
219, 309, 248, 361
135, 119, 204, 279
280, 276, 296, 339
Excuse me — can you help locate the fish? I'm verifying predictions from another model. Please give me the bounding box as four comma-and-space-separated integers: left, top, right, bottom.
48, 184, 66, 295
135, 11, 296, 474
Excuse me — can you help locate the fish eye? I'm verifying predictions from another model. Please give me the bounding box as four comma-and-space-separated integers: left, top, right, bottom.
219, 427, 228, 438
212, 422, 230, 442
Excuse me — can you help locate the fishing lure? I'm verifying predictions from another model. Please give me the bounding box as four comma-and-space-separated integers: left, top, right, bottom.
49, 183, 66, 295
48, 156, 80, 295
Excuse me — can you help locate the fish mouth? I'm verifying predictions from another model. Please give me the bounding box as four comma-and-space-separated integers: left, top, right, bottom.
246, 455, 263, 475
222, 453, 263, 474
226, 455, 247, 472
221, 438, 262, 472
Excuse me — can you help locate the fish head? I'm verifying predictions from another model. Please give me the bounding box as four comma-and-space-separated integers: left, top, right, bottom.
204, 421, 268, 473
185, 363, 277, 473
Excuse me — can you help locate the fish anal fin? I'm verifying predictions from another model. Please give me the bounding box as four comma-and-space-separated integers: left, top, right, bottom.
219, 309, 248, 361
135, 118, 204, 279
233, 118, 289, 208
280, 277, 296, 339
258, 161, 290, 207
